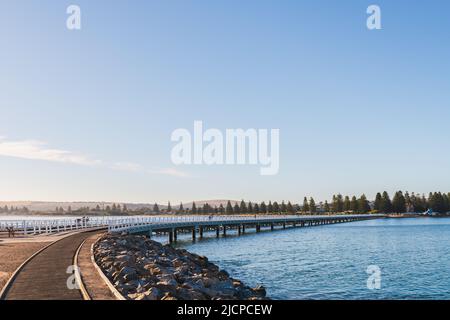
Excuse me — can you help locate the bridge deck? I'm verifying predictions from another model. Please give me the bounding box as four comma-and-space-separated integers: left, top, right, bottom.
109, 214, 385, 236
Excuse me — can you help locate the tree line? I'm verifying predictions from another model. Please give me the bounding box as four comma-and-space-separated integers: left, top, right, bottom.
0, 206, 30, 214
2, 191, 449, 216
164, 191, 450, 215
372, 191, 450, 214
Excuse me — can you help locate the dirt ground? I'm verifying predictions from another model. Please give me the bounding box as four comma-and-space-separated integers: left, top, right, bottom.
0, 242, 47, 292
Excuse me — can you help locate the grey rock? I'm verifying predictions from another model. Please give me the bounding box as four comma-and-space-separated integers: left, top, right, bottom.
143, 287, 161, 300
94, 234, 267, 300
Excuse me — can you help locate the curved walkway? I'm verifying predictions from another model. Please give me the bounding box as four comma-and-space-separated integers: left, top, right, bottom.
1, 229, 104, 300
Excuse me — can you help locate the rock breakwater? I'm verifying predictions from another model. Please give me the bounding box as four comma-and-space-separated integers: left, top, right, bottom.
94, 234, 267, 300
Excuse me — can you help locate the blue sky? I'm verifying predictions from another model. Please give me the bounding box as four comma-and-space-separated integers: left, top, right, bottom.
0, 1, 449, 203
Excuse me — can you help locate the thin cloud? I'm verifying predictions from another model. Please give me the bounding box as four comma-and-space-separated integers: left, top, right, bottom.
0, 136, 190, 178
110, 162, 144, 172
148, 168, 191, 178
0, 137, 101, 166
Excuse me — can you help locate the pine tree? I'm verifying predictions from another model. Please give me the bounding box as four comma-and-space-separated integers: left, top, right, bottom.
331, 195, 338, 213
248, 202, 254, 214
344, 196, 351, 211
324, 201, 330, 213
381, 191, 392, 213
226, 201, 233, 214
410, 192, 418, 212
373, 193, 382, 212
219, 204, 225, 214
332, 194, 345, 212
273, 201, 280, 213
448, 193, 450, 210
167, 202, 172, 213
254, 203, 260, 214
287, 201, 294, 214
178, 202, 184, 213
337, 194, 344, 212
240, 200, 247, 214
233, 203, 240, 214
309, 197, 316, 213
302, 197, 310, 214
260, 202, 267, 214
443, 193, 450, 213
392, 191, 406, 213
422, 194, 429, 210
358, 194, 370, 213
429, 192, 446, 213
192, 202, 197, 214
267, 201, 273, 214
404, 191, 412, 212
416, 193, 427, 212
437, 192, 445, 213
350, 196, 358, 212
437, 192, 446, 213
153, 203, 160, 213
281, 201, 287, 213
428, 193, 436, 213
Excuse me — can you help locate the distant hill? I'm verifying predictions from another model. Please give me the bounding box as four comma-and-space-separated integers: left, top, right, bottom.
0, 201, 156, 212
0, 200, 241, 213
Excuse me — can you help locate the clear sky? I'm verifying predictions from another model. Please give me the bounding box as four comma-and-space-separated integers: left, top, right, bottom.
0, 0, 449, 204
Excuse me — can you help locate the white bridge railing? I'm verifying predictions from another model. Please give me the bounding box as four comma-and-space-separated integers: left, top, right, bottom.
0, 217, 111, 236
107, 214, 384, 233
107, 215, 272, 233
0, 214, 385, 236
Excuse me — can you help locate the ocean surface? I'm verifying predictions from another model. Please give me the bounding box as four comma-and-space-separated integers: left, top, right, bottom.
174, 217, 450, 299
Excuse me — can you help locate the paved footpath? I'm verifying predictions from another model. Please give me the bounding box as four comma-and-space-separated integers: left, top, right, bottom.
2, 229, 104, 300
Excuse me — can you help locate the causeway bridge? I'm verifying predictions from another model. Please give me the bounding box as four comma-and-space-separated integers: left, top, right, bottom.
0, 214, 386, 239
0, 214, 385, 300
108, 214, 386, 243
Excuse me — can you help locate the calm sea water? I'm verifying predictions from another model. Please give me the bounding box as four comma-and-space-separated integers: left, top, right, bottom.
175, 218, 450, 300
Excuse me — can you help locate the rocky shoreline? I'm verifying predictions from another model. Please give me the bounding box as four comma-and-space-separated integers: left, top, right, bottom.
94, 233, 267, 300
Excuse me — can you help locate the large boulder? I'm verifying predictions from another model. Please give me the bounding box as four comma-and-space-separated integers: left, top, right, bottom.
143, 287, 161, 300
252, 285, 267, 296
